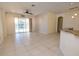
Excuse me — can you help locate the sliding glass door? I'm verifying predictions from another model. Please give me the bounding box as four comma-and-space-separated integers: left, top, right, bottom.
15, 17, 29, 33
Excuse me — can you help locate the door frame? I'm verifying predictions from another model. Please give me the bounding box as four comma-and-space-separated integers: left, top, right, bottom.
57, 16, 63, 33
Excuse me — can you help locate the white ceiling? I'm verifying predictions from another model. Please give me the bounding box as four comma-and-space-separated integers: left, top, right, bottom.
0, 2, 79, 15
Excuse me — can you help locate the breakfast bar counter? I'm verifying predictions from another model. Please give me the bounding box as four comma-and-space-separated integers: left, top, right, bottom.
60, 29, 79, 56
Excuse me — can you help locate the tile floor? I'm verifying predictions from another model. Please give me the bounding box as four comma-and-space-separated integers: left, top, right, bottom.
0, 32, 63, 56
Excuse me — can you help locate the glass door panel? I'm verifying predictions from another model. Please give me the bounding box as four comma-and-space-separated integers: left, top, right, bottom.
15, 17, 29, 33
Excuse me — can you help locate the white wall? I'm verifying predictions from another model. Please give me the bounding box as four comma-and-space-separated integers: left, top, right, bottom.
0, 9, 5, 44
34, 12, 57, 34
35, 13, 48, 34
57, 11, 79, 30
48, 12, 57, 33
38, 13, 48, 34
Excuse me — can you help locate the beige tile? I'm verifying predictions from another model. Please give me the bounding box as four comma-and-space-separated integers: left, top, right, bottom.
0, 32, 63, 56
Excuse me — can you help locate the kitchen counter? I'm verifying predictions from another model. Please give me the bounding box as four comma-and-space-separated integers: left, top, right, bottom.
60, 30, 79, 56
62, 29, 79, 36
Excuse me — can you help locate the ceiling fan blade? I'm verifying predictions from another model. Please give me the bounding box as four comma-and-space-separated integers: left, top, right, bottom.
24, 9, 33, 15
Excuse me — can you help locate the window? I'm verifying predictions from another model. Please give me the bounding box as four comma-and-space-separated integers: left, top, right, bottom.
15, 17, 29, 33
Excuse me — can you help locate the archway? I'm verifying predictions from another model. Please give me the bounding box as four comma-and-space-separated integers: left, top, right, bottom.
57, 16, 63, 33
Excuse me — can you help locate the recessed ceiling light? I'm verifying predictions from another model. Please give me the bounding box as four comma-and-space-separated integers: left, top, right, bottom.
72, 16, 74, 18
74, 13, 77, 16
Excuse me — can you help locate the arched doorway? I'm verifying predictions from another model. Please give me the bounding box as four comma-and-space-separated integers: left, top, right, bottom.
57, 16, 63, 33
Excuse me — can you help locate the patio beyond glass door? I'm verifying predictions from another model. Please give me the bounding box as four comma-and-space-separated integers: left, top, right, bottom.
15, 17, 29, 33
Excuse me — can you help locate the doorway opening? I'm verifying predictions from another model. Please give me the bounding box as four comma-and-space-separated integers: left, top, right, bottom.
14, 17, 29, 33
57, 16, 63, 33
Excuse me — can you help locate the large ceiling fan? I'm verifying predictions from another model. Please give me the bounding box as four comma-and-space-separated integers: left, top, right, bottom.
25, 10, 33, 15
24, 4, 35, 15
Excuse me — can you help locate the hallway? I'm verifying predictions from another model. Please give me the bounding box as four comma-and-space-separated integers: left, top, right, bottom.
0, 33, 63, 56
